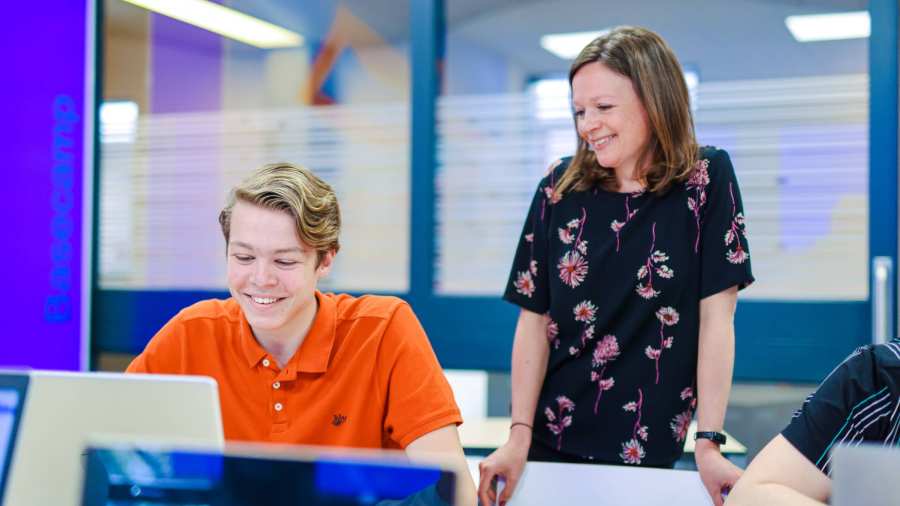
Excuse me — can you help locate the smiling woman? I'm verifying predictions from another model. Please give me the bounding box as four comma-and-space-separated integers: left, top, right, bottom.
571, 61, 653, 193
477, 26, 754, 506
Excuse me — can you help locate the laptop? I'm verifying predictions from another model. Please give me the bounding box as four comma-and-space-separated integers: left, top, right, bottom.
81, 443, 459, 506
1, 371, 224, 506
831, 443, 900, 506
0, 374, 27, 506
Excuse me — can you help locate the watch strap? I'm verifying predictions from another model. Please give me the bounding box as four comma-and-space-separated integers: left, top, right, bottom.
694, 431, 727, 445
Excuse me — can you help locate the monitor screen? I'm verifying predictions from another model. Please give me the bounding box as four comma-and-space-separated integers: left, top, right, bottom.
0, 374, 28, 505
82, 446, 456, 506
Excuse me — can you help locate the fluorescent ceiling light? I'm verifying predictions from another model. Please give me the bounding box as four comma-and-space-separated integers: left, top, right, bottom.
541, 30, 610, 60
785, 11, 870, 42
121, 0, 304, 49
100, 101, 139, 144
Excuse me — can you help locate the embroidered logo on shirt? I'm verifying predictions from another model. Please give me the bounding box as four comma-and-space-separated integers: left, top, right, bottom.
332, 414, 347, 426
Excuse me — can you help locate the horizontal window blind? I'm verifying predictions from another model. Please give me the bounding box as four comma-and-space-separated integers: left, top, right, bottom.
436, 74, 868, 300
99, 105, 410, 292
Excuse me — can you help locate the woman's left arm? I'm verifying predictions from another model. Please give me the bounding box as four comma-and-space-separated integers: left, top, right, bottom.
695, 285, 743, 506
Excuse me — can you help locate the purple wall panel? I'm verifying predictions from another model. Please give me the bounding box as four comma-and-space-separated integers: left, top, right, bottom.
0, 2, 89, 369
150, 13, 222, 113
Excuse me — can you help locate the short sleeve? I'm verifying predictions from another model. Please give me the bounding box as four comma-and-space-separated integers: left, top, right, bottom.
502, 160, 563, 313
697, 148, 755, 299
781, 347, 876, 473
126, 315, 188, 374
379, 303, 462, 448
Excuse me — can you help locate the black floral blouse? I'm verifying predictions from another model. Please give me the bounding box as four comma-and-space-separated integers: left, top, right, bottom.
503, 147, 754, 466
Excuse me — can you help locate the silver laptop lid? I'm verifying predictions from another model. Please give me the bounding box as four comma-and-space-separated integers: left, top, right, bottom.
0, 373, 27, 506
831, 444, 900, 506
2, 371, 223, 506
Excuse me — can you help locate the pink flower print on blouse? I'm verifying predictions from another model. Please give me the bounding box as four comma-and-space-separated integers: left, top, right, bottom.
647, 307, 679, 384
543, 186, 561, 205
539, 160, 563, 221
569, 300, 598, 356
569, 324, 596, 357
573, 300, 597, 322
546, 318, 560, 349
559, 210, 589, 249
671, 386, 696, 443
670, 410, 693, 443
686, 158, 710, 253
545, 396, 575, 451
557, 208, 589, 288
610, 193, 640, 252
636, 425, 649, 441
725, 182, 750, 264
593, 334, 620, 365
656, 306, 680, 326
591, 334, 620, 414
558, 250, 588, 288
636, 223, 674, 300
514, 270, 535, 298
513, 228, 538, 298
620, 388, 648, 465
620, 438, 646, 465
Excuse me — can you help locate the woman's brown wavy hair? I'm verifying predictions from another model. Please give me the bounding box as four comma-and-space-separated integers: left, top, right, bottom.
555, 26, 698, 196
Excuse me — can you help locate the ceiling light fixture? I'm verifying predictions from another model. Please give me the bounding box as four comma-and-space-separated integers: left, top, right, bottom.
540, 30, 610, 60
120, 0, 304, 49
785, 11, 870, 42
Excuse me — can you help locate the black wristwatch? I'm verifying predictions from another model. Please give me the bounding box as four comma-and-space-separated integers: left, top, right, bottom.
694, 431, 727, 445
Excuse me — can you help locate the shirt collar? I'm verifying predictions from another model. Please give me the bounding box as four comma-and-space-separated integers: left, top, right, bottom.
239, 311, 267, 369
290, 291, 336, 374
239, 291, 336, 374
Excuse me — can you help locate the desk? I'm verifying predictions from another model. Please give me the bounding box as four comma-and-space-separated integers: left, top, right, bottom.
466, 457, 712, 505
460, 418, 746, 461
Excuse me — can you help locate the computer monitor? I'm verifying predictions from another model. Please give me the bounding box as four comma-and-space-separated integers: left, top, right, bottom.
831, 444, 900, 506
0, 373, 27, 506
81, 444, 458, 506
1, 371, 224, 506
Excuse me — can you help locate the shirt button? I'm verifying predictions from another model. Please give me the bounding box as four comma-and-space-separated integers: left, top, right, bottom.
262, 358, 271, 367
273, 381, 281, 390
274, 402, 283, 412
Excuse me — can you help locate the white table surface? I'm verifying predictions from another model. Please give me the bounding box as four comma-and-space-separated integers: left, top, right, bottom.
466, 456, 713, 505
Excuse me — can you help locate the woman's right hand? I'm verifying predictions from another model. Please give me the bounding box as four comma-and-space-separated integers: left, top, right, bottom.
477, 429, 531, 506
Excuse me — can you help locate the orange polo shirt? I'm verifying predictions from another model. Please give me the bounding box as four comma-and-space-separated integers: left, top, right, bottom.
127, 292, 462, 449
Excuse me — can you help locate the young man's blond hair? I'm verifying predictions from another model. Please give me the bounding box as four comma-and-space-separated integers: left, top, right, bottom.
218, 162, 341, 264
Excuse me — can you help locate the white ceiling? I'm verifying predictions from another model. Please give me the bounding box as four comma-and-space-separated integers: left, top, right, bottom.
107, 0, 871, 82
452, 0, 868, 81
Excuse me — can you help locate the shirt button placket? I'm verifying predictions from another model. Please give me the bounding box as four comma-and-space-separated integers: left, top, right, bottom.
272, 372, 288, 433
261, 357, 287, 432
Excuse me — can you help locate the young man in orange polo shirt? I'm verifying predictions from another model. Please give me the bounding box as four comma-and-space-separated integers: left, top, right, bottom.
127, 163, 474, 502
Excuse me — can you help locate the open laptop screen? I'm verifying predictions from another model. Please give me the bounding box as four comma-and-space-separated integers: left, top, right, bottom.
82, 446, 456, 506
0, 374, 28, 505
